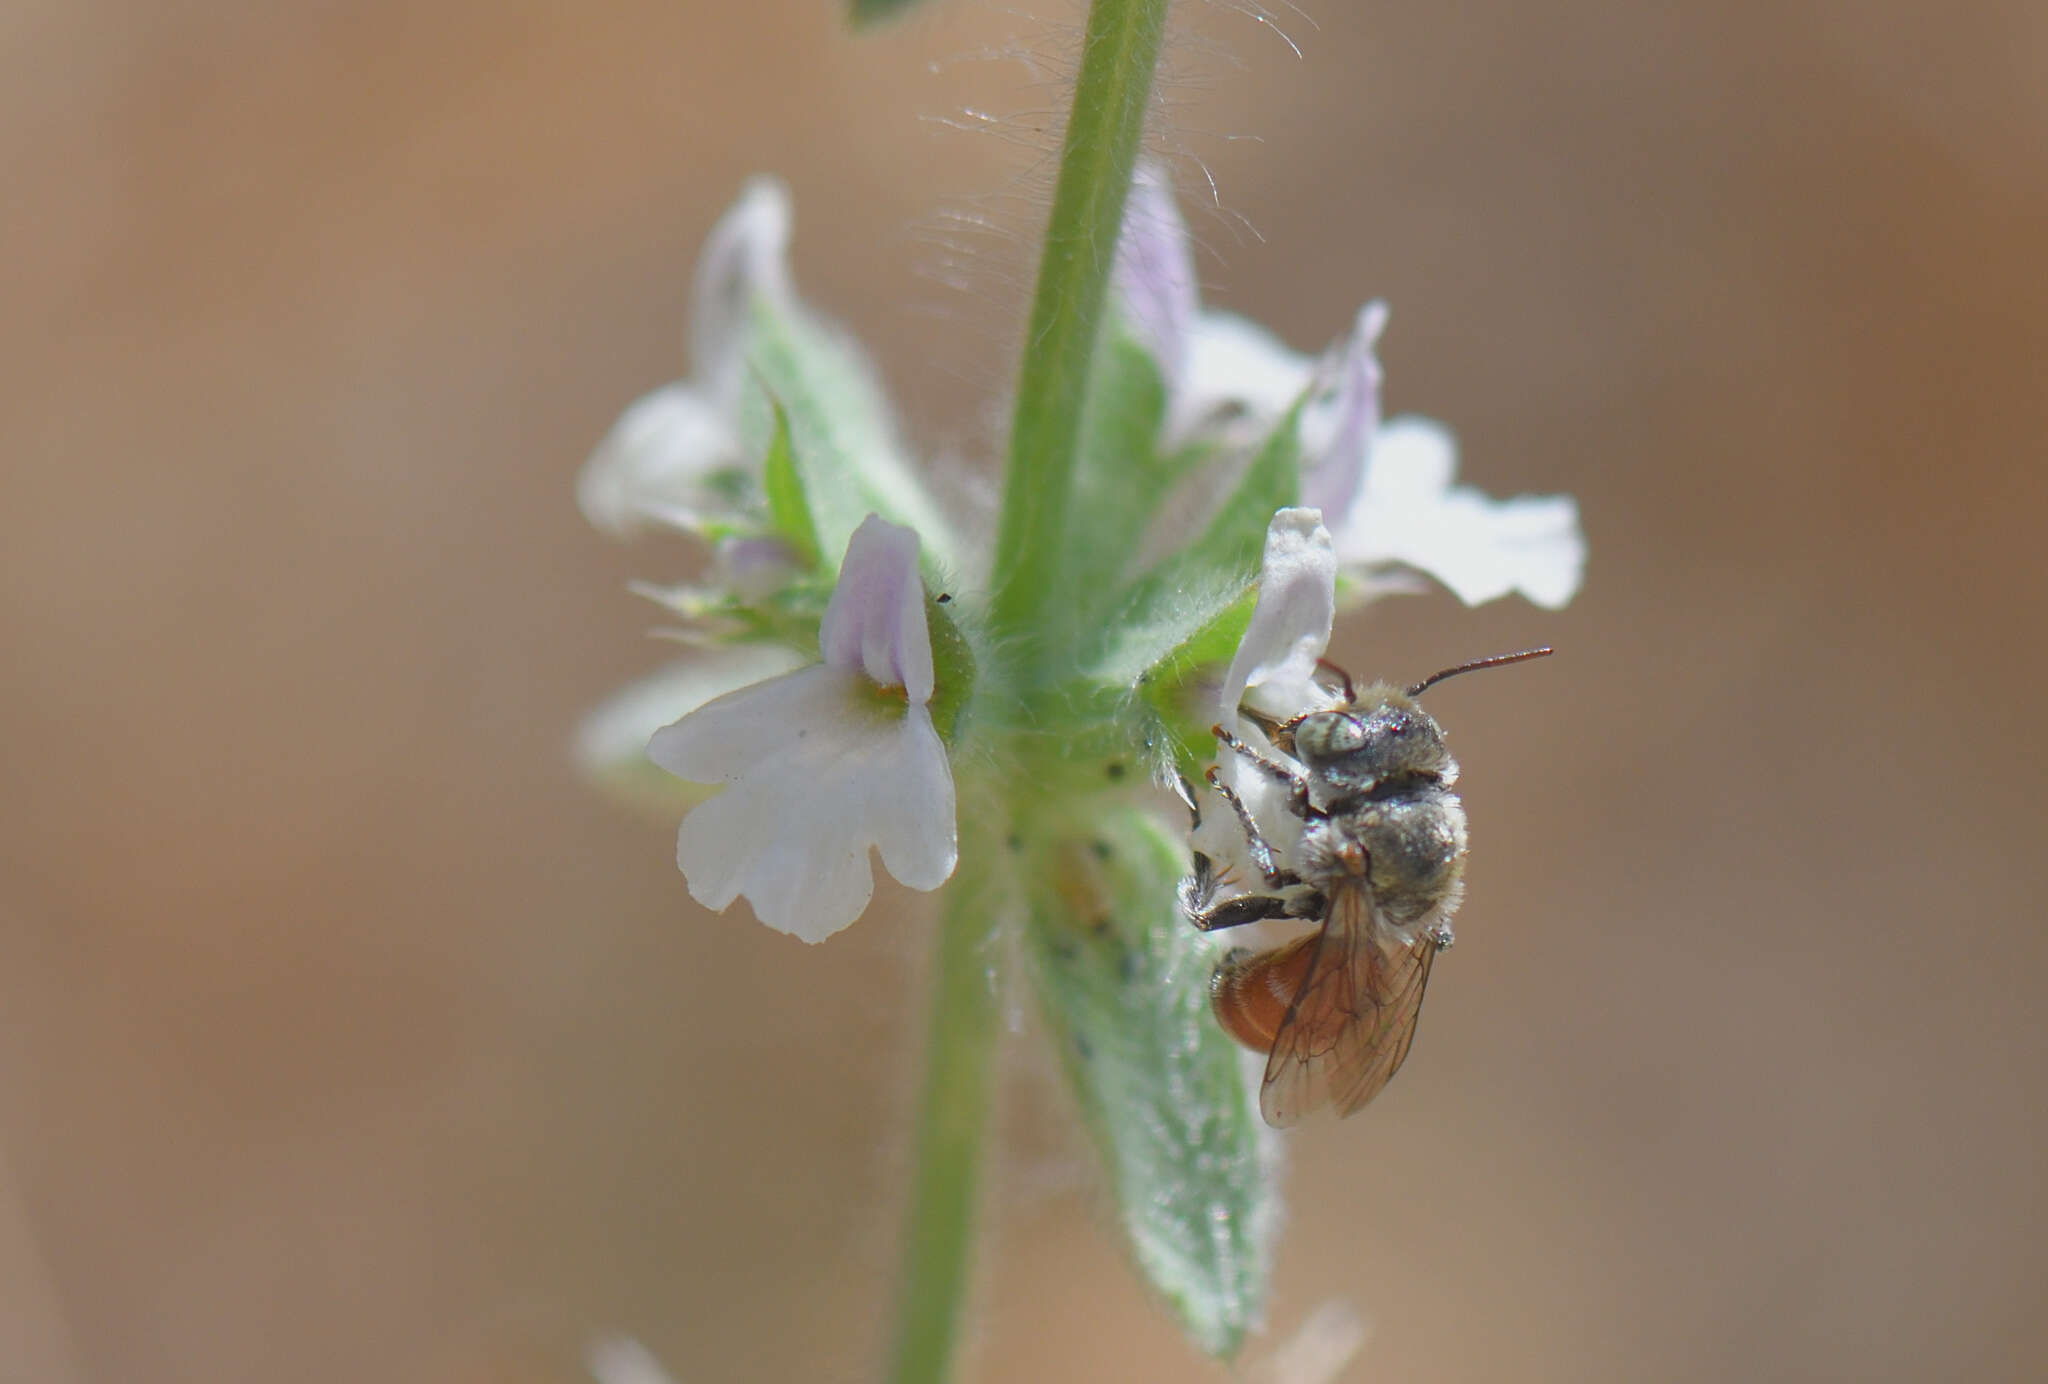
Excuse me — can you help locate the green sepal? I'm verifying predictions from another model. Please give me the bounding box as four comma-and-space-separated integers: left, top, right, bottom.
742, 298, 960, 579
1021, 808, 1276, 1359
925, 591, 976, 743
760, 399, 823, 570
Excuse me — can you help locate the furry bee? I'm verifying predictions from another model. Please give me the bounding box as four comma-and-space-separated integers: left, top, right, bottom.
1180, 649, 1551, 1126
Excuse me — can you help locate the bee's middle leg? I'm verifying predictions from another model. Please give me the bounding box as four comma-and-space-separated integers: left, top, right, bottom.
1203, 766, 1305, 889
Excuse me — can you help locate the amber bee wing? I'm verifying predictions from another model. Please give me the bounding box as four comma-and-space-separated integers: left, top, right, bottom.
1213, 883, 1441, 1127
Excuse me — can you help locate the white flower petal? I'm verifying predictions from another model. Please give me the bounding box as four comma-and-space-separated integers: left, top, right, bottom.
648, 661, 850, 786
1334, 417, 1587, 609
666, 673, 954, 942
576, 645, 810, 777
818, 515, 934, 702
689, 176, 793, 407
1220, 508, 1340, 724
1172, 312, 1314, 445
1112, 162, 1197, 388
1358, 414, 1458, 498
577, 384, 744, 537
867, 706, 958, 890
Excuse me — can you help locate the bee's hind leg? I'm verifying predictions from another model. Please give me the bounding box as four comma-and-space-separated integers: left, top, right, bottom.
1183, 890, 1300, 933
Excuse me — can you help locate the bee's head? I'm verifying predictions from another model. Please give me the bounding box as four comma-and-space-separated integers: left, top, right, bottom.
1289, 685, 1456, 790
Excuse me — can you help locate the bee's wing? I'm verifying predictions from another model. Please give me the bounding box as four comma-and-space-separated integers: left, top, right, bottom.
1259, 884, 1440, 1126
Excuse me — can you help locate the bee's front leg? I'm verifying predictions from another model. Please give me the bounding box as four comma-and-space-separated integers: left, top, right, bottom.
1210, 723, 1315, 821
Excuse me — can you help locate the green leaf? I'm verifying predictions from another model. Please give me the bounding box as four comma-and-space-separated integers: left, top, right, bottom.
760, 400, 822, 570
1067, 393, 1306, 747
1021, 808, 1277, 1358
1179, 393, 1305, 589
742, 297, 960, 579
1052, 325, 1174, 638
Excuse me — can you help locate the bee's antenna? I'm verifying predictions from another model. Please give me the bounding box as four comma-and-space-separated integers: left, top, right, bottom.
1407, 646, 1554, 697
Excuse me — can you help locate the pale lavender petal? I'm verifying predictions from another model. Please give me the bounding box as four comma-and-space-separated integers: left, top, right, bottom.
1220, 508, 1339, 723
818, 515, 933, 703
577, 384, 743, 537
689, 177, 794, 406
1113, 162, 1197, 388
1299, 301, 1389, 520
716, 535, 801, 601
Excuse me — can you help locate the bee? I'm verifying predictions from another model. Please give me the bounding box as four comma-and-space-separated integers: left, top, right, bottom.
1180, 648, 1553, 1126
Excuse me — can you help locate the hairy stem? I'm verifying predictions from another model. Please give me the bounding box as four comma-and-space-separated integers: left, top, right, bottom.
986, 0, 1171, 653
885, 860, 1003, 1384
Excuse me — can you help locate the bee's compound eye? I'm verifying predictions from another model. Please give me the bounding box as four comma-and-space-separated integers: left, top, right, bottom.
1295, 711, 1366, 761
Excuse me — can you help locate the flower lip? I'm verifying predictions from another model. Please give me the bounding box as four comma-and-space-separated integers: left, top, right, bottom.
645, 514, 956, 942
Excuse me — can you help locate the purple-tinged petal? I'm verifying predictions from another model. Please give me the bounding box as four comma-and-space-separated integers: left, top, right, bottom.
818, 515, 933, 703
1299, 301, 1389, 520
1113, 162, 1198, 388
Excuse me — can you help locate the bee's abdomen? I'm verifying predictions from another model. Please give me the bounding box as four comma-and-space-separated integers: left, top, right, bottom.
1211, 935, 1318, 1054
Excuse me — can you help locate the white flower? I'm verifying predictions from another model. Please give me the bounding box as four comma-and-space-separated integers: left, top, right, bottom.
1193, 508, 1341, 880
647, 515, 957, 942
577, 178, 792, 538
1112, 166, 1585, 611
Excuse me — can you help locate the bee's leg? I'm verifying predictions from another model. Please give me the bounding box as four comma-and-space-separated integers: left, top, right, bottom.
1210, 723, 1316, 821
1204, 766, 1305, 889
1183, 891, 1295, 933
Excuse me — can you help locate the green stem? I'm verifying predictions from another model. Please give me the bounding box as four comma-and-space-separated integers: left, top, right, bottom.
886, 863, 1002, 1384
986, 0, 1171, 649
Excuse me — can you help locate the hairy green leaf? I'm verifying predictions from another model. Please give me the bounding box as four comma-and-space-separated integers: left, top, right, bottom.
1022, 808, 1277, 1358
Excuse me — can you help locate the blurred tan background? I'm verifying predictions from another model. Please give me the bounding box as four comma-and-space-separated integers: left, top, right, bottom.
5, 0, 2046, 1380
